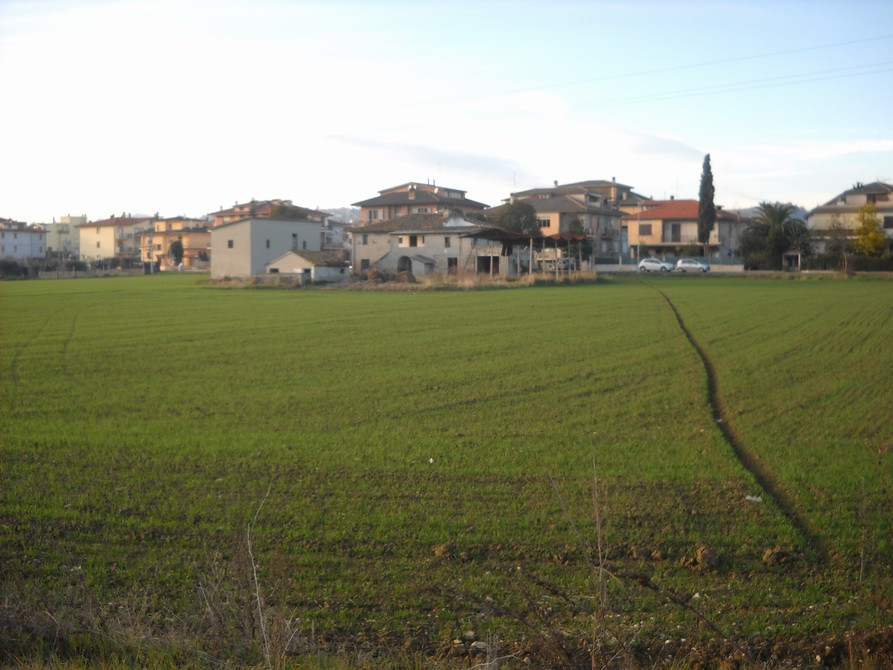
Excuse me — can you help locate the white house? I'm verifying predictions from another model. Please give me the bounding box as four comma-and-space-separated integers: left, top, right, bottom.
807, 181, 893, 251
0, 219, 46, 260
348, 210, 530, 277
265, 250, 349, 283
210, 217, 323, 279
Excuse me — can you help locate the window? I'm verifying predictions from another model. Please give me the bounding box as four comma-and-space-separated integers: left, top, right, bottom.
398, 236, 404, 245
265, 239, 270, 248
227, 240, 234, 248
867, 194, 877, 204
302, 240, 307, 250
362, 234, 368, 245
416, 207, 429, 214
670, 223, 681, 243
360, 259, 370, 271
444, 236, 451, 248
155, 244, 161, 250
884, 217, 893, 230
96, 241, 101, 248
538, 218, 550, 229
409, 235, 419, 247
639, 223, 652, 236
447, 257, 458, 274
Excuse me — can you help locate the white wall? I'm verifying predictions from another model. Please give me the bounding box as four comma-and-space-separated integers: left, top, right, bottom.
211, 218, 322, 279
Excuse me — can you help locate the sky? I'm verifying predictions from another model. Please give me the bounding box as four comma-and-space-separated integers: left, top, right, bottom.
1, 0, 892, 223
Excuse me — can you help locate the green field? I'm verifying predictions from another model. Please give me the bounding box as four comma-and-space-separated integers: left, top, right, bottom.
1, 274, 891, 667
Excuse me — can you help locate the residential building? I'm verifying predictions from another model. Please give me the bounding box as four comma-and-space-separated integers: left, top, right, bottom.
43, 215, 85, 259
77, 215, 152, 261
139, 217, 210, 270
348, 210, 528, 277
807, 182, 893, 251
352, 182, 488, 225
266, 250, 349, 283
622, 199, 744, 258
210, 199, 328, 228
210, 217, 323, 279
0, 218, 46, 260
492, 179, 646, 255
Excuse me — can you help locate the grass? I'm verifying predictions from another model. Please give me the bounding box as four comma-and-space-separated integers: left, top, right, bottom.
1, 273, 891, 667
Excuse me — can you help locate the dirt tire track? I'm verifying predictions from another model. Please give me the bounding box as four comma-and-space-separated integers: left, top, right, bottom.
8, 310, 58, 383
60, 307, 86, 375
652, 286, 827, 562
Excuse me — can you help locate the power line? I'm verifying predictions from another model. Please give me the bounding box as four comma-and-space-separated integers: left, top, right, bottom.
402, 34, 893, 109
571, 60, 893, 110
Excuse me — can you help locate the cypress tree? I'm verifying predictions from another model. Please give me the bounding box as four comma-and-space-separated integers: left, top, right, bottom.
698, 154, 716, 255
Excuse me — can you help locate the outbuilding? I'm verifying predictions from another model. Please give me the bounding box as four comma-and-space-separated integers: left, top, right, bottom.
266, 250, 349, 283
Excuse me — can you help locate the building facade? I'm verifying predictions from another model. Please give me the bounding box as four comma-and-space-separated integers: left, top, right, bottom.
43, 215, 85, 259
210, 217, 323, 279
0, 219, 46, 260
140, 217, 210, 270
352, 182, 488, 225
349, 211, 527, 277
807, 182, 893, 251
493, 179, 644, 255
622, 199, 744, 258
77, 215, 152, 261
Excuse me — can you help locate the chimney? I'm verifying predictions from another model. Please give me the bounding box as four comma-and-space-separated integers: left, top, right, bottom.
554, 180, 558, 187
670, 195, 674, 200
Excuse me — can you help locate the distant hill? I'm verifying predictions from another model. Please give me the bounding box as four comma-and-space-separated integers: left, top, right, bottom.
727, 203, 808, 221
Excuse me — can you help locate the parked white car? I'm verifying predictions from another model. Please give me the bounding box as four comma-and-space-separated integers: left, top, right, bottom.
637, 258, 674, 272
675, 258, 710, 273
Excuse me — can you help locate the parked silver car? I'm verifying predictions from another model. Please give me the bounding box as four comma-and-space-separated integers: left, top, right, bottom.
675, 258, 710, 273
637, 258, 674, 272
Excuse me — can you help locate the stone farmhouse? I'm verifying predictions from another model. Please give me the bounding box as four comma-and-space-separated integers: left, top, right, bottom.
349, 210, 529, 277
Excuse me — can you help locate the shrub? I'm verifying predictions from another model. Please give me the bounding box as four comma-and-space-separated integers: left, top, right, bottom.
0, 259, 27, 278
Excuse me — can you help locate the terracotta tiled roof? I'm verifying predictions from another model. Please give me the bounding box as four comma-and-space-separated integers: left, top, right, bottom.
621, 200, 737, 221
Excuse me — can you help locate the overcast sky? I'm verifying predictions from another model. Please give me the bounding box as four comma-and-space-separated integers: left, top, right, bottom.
2, 0, 892, 222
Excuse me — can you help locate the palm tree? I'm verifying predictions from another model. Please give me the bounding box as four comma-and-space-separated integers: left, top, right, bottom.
741, 203, 810, 270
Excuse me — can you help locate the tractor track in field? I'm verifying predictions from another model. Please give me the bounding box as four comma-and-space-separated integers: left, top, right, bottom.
8, 310, 58, 384
652, 286, 827, 561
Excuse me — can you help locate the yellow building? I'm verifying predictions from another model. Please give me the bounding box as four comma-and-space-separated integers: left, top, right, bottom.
140, 217, 210, 270
77, 215, 152, 261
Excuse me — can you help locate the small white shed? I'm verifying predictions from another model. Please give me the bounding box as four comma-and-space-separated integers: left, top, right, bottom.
266, 250, 349, 283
